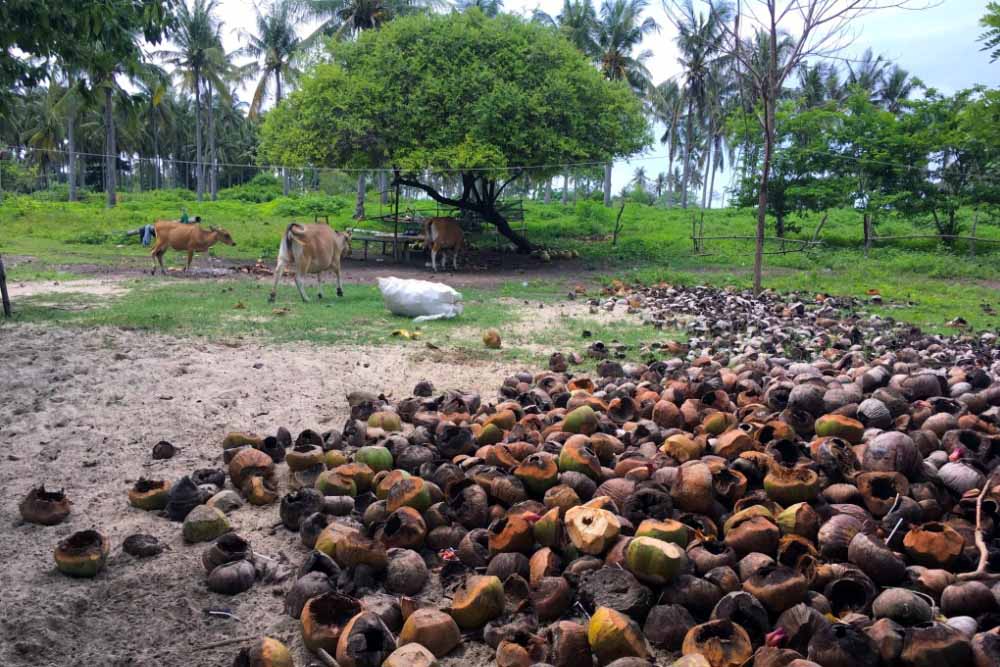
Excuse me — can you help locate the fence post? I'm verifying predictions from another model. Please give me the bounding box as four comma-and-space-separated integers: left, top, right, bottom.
970, 208, 979, 258
0, 254, 11, 318
863, 214, 871, 258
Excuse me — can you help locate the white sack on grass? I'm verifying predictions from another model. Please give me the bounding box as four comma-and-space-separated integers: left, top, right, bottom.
377, 276, 464, 322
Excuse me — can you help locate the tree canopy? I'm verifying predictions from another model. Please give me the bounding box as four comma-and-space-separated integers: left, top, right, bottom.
0, 0, 176, 88
259, 10, 649, 248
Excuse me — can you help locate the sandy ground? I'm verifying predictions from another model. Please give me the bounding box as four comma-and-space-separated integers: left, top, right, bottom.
0, 324, 531, 667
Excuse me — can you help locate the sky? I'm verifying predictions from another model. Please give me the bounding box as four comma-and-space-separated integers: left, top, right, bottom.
212, 0, 999, 197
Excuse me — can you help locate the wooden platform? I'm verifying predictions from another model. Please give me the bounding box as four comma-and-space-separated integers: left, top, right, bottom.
349, 229, 425, 262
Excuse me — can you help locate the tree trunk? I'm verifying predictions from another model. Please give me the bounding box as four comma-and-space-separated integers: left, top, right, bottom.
277, 72, 289, 196
681, 97, 695, 209
194, 68, 203, 201
208, 82, 217, 200
153, 111, 160, 190
67, 112, 77, 202
104, 85, 116, 208
666, 146, 675, 209
603, 162, 612, 207
701, 126, 713, 210
562, 171, 569, 205
380, 170, 388, 204
544, 178, 552, 204
707, 142, 718, 210
354, 171, 366, 219
754, 15, 779, 297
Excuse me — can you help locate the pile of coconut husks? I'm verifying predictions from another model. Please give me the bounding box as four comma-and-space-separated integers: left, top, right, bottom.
18, 284, 1000, 667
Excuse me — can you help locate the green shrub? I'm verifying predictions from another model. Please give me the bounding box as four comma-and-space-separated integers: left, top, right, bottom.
218, 173, 283, 203
270, 194, 348, 218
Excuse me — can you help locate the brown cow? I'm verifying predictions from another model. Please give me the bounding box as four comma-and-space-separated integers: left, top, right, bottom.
150, 221, 235, 275
268, 222, 352, 303
424, 217, 465, 272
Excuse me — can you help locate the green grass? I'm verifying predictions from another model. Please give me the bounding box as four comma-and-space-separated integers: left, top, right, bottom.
1, 278, 530, 346
2, 188, 999, 334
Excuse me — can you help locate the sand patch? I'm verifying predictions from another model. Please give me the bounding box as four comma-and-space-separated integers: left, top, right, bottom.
0, 324, 524, 667
8, 278, 130, 298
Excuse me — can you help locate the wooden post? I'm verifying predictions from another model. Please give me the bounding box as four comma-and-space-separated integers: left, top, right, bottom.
0, 254, 11, 318
393, 175, 401, 262
863, 214, 871, 258
970, 208, 979, 258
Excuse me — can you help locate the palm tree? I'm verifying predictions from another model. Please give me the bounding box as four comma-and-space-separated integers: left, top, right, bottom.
847, 48, 886, 97
158, 0, 226, 200
878, 65, 922, 114
653, 171, 667, 199
456, 0, 503, 16
240, 0, 302, 195
594, 0, 658, 205
668, 0, 730, 209
649, 78, 682, 206
133, 66, 174, 190
534, 0, 598, 55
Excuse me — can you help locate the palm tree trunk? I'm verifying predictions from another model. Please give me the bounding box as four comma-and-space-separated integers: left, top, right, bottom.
104, 85, 116, 208
603, 162, 612, 207
153, 111, 160, 190
701, 122, 713, 210
354, 171, 366, 219
562, 171, 569, 205
67, 113, 77, 202
707, 141, 718, 210
207, 82, 217, 200
544, 178, 552, 204
194, 67, 203, 201
277, 71, 289, 196
666, 144, 675, 209
681, 97, 694, 209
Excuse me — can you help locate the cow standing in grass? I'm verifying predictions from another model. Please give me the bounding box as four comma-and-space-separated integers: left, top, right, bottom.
269, 223, 352, 303
150, 221, 235, 274
424, 217, 464, 272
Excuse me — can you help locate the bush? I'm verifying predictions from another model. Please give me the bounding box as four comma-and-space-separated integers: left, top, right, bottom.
66, 229, 111, 245
30, 184, 72, 202
270, 194, 348, 218
218, 173, 283, 203
574, 199, 613, 235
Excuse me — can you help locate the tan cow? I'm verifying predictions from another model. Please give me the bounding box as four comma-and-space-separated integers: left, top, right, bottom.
268, 222, 352, 303
424, 217, 465, 272
150, 221, 235, 275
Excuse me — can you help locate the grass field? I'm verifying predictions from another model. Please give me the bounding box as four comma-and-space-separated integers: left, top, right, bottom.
2, 186, 999, 334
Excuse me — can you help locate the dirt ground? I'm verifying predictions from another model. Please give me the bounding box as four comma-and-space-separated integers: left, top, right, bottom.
5, 249, 608, 290
0, 324, 531, 667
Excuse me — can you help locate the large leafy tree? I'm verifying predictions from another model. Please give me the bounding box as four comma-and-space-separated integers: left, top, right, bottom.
299, 0, 443, 217
0, 0, 175, 89
260, 12, 649, 251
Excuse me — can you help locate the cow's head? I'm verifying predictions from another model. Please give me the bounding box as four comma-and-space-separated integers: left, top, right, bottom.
211, 226, 236, 246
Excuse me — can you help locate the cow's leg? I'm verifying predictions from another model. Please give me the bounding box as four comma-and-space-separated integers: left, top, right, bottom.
453, 248, 459, 271
294, 264, 309, 302
316, 271, 324, 300
156, 249, 167, 275
335, 263, 343, 297
185, 250, 193, 272
430, 247, 438, 272
268, 257, 285, 303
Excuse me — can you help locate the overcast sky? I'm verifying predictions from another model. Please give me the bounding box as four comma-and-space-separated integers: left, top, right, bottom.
210, 0, 999, 195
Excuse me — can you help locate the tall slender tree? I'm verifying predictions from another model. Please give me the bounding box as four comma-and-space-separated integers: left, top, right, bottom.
240, 0, 302, 195
594, 0, 659, 206
158, 0, 225, 200
668, 0, 731, 209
